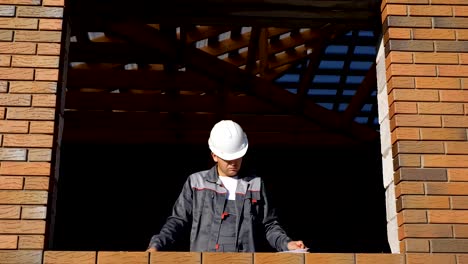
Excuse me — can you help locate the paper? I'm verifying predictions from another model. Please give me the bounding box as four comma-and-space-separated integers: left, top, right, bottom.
280, 248, 309, 253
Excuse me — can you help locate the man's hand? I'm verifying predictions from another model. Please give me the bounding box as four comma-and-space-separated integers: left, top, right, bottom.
287, 240, 307, 250
146, 247, 158, 252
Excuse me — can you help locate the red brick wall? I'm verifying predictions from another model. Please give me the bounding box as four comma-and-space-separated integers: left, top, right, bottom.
380, 0, 468, 254
0, 0, 64, 252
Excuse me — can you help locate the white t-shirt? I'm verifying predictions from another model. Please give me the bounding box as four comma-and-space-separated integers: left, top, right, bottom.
219, 176, 239, 200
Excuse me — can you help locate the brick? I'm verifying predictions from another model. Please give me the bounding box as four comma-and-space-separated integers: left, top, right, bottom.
3, 134, 53, 148
415, 77, 460, 89
0, 205, 20, 218
452, 197, 468, 209
427, 182, 468, 195
37, 43, 60, 55
305, 253, 354, 264
0, 94, 31, 106
0, 190, 47, 204
0, 18, 37, 30
424, 154, 468, 167
386, 40, 434, 54
28, 149, 52, 162
356, 254, 404, 264
14, 30, 61, 42
30, 121, 54, 134
389, 102, 417, 118
24, 177, 49, 190
0, 43, 36, 55
434, 17, 468, 29
0, 250, 42, 264
395, 182, 425, 197
0, 176, 23, 189
44, 251, 96, 264
395, 168, 447, 182
12, 55, 59, 68
448, 169, 468, 181
97, 251, 149, 264
385, 16, 432, 29
9, 81, 57, 94
406, 253, 455, 264
388, 77, 415, 91
386, 51, 413, 69
455, 224, 468, 238
393, 154, 421, 169
432, 239, 468, 253
446, 142, 468, 154
0, 120, 29, 133
0, 235, 17, 249
6, 107, 55, 120
413, 29, 456, 40
0, 219, 45, 234
0, 30, 13, 41
35, 69, 59, 81
32, 94, 56, 107
0, 0, 40, 4
439, 65, 468, 77
21, 206, 46, 219
18, 235, 43, 249
419, 102, 463, 114
409, 5, 452, 16
39, 19, 62, 31
0, 161, 50, 176
440, 90, 468, 102
17, 6, 63, 18
442, 115, 468, 129
0, 6, 15, 16
0, 55, 11, 67
459, 29, 468, 40
43, 0, 65, 6
394, 141, 444, 155
414, 52, 458, 64
385, 4, 407, 16
0, 81, 6, 92
389, 89, 439, 102
397, 196, 449, 211
458, 254, 468, 264
382, 0, 428, 6
462, 54, 468, 64
436, 41, 468, 52
431, 0, 468, 3
0, 68, 33, 80
400, 240, 429, 253
399, 224, 452, 239
429, 210, 468, 224
454, 6, 468, 17
387, 64, 436, 79
390, 114, 441, 129
391, 128, 420, 143
420, 128, 466, 140
397, 210, 427, 226
385, 28, 411, 41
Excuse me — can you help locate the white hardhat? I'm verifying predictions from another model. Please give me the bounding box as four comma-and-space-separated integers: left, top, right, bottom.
208, 120, 248, 160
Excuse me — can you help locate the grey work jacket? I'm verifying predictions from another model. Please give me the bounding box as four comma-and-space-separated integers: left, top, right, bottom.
148, 165, 292, 252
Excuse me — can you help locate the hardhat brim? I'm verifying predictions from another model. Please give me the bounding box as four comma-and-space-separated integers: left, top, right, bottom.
209, 142, 248, 161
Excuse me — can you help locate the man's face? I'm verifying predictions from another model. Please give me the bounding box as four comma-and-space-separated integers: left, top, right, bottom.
211, 153, 243, 177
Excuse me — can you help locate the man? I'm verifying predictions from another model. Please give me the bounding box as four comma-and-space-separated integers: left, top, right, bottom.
147, 120, 306, 252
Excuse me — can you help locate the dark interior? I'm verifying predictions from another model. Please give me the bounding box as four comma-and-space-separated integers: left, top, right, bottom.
51, 139, 390, 253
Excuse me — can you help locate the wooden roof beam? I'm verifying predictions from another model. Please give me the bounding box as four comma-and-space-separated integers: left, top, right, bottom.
105, 21, 379, 142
